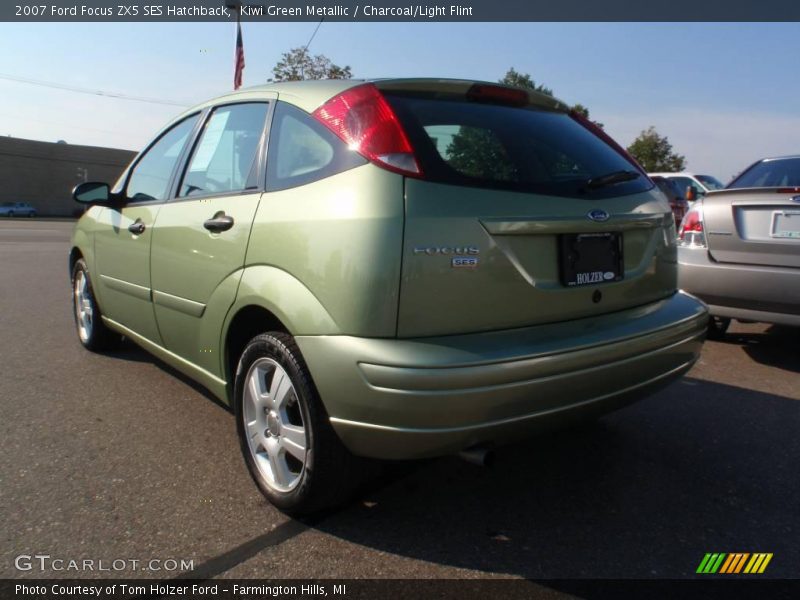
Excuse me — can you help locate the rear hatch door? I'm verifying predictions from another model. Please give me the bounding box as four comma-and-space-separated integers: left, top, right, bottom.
379, 82, 677, 337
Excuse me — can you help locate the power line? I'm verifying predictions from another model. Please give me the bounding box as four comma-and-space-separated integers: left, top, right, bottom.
0, 73, 190, 107
303, 18, 325, 55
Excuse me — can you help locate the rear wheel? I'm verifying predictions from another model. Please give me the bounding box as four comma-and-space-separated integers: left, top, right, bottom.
706, 316, 731, 340
234, 332, 368, 515
71, 258, 122, 351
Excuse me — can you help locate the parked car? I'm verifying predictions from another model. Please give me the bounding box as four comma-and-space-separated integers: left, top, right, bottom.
678, 155, 800, 338
69, 79, 707, 514
649, 172, 725, 203
650, 175, 689, 228
0, 202, 37, 217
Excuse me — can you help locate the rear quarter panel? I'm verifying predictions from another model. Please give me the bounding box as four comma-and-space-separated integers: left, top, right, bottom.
242, 164, 405, 337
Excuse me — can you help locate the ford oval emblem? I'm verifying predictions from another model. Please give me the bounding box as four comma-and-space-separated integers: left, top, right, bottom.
792, 195, 800, 203
587, 209, 610, 222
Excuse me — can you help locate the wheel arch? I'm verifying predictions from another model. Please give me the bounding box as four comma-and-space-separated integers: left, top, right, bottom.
223, 305, 288, 401
68, 246, 83, 276
221, 265, 340, 401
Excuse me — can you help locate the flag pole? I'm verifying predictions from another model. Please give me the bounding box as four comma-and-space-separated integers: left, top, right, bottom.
227, 1, 244, 90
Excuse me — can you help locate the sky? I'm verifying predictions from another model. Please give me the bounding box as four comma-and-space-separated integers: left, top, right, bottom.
1, 21, 799, 181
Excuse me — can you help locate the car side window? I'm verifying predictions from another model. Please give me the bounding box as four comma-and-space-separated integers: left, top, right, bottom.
125, 115, 199, 202
266, 101, 366, 192
179, 103, 270, 198
672, 177, 703, 197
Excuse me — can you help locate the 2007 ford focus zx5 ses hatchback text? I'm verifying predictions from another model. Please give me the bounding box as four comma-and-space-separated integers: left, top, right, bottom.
69, 78, 708, 514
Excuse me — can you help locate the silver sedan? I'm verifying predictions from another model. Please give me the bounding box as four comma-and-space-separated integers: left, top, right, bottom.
678, 156, 800, 338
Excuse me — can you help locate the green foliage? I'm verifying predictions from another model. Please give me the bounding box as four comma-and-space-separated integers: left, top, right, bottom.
626, 126, 687, 172
499, 67, 553, 96
446, 126, 517, 182
499, 69, 603, 128
271, 48, 352, 82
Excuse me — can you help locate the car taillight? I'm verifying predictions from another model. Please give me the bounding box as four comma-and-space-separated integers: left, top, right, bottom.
678, 205, 706, 248
466, 84, 529, 106
313, 83, 421, 177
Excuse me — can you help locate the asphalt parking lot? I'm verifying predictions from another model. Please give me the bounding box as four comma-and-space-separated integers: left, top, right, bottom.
1, 219, 798, 582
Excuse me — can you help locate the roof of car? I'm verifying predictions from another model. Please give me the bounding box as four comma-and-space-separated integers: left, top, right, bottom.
174, 77, 570, 121
759, 155, 800, 162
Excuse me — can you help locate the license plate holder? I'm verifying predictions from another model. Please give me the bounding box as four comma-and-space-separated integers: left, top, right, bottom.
559, 232, 623, 287
771, 210, 800, 239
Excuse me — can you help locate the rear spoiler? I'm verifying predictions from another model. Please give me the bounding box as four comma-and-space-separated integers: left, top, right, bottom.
373, 78, 570, 112
707, 186, 800, 196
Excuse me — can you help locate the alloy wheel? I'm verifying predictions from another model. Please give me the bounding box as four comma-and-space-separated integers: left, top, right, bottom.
73, 270, 93, 342
242, 357, 308, 492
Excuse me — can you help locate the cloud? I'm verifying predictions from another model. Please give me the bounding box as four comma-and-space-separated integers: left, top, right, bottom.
602, 109, 800, 183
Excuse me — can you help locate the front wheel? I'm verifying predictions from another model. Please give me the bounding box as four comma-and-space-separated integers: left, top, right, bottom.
234, 332, 368, 515
71, 258, 121, 351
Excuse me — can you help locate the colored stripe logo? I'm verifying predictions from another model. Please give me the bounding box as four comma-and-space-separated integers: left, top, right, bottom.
696, 553, 773, 574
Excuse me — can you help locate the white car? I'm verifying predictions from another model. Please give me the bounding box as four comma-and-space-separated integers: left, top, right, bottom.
648, 172, 725, 202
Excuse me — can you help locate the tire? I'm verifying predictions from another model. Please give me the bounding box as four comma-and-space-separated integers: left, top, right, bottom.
706, 316, 731, 340
7, 212, 13, 218
71, 258, 122, 352
234, 332, 368, 515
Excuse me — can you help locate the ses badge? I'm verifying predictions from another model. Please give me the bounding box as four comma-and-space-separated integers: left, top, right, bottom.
413, 246, 480, 268
452, 256, 479, 268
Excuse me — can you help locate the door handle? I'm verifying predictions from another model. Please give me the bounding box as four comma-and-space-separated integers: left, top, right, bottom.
128, 219, 145, 235
203, 212, 234, 233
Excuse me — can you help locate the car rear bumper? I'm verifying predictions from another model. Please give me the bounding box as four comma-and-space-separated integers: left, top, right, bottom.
679, 247, 800, 326
296, 291, 707, 460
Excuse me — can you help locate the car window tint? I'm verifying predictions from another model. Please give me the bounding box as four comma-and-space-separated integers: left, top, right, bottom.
179, 103, 269, 198
126, 115, 198, 202
266, 102, 366, 192
696, 174, 724, 190
671, 177, 702, 196
385, 93, 648, 198
729, 158, 800, 189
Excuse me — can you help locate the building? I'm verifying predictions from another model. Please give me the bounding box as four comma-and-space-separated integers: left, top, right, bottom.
0, 136, 136, 217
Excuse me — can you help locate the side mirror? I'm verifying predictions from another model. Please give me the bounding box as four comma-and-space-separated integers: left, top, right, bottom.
685, 186, 696, 202
73, 182, 111, 204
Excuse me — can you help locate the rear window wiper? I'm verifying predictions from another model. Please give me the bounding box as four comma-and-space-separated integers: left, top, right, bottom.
585, 170, 641, 189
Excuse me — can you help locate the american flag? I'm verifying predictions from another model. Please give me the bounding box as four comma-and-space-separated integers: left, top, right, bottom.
234, 18, 245, 90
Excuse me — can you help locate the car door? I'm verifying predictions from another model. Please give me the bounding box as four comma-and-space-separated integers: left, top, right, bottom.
93, 114, 201, 343
149, 100, 273, 370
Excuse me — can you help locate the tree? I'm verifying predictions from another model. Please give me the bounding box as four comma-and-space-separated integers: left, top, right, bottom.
446, 126, 517, 182
499, 68, 602, 128
626, 126, 686, 172
500, 67, 553, 96
270, 47, 352, 82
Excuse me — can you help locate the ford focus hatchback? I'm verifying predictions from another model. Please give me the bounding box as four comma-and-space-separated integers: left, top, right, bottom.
69, 79, 707, 514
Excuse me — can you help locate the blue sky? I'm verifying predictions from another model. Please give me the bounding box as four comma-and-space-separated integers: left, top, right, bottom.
1, 21, 799, 180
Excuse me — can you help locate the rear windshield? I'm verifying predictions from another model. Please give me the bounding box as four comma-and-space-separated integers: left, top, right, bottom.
696, 175, 724, 189
384, 92, 651, 198
728, 158, 800, 189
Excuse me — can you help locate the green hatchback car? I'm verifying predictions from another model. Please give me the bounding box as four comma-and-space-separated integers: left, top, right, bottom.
70, 78, 708, 514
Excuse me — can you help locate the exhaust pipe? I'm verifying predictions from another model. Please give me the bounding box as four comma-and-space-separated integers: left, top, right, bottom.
459, 444, 495, 467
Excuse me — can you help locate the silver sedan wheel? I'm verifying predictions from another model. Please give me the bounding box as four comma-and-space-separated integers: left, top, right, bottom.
73, 270, 93, 342
242, 357, 308, 493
